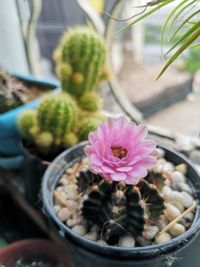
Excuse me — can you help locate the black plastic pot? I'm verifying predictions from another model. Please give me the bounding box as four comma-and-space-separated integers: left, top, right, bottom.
22, 146, 46, 207
42, 142, 200, 267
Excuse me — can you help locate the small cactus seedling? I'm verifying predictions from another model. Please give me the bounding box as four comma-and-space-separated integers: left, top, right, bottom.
54, 27, 109, 97
18, 93, 78, 155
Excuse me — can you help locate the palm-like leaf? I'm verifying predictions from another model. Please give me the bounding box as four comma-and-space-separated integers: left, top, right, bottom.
115, 0, 200, 78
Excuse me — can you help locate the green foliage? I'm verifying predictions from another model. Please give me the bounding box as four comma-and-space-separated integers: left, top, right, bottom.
184, 47, 200, 74
114, 0, 200, 78
18, 110, 38, 140
54, 26, 108, 97
78, 170, 165, 245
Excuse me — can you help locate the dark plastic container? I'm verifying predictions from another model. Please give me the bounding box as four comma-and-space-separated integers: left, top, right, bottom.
42, 142, 200, 267
0, 239, 72, 267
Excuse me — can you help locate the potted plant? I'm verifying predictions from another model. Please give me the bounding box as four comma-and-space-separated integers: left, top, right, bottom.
42, 116, 200, 267
17, 26, 109, 206
0, 239, 72, 267
0, 71, 59, 170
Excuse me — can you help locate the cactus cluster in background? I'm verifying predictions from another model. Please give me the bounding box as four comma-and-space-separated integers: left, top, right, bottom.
18, 26, 108, 157
54, 26, 109, 98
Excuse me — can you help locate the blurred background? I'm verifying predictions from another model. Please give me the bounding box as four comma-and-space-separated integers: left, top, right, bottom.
0, 0, 200, 137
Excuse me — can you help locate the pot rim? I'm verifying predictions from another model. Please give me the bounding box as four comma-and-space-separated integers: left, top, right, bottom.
42, 141, 200, 258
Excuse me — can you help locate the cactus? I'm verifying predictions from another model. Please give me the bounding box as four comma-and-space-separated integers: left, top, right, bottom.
54, 27, 108, 97
77, 115, 104, 142
18, 93, 78, 155
77, 170, 165, 245
79, 92, 102, 112
0, 71, 28, 114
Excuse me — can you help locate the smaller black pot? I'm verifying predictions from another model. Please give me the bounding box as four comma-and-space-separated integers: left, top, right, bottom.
42, 142, 200, 267
23, 145, 47, 207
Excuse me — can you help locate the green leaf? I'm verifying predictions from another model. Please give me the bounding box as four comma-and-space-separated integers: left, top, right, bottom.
156, 27, 200, 79
169, 9, 200, 42
164, 21, 200, 56
161, 0, 188, 46
114, 0, 174, 35
168, 0, 198, 34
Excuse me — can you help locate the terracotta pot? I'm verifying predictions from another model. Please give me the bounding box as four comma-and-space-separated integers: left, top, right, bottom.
0, 239, 72, 267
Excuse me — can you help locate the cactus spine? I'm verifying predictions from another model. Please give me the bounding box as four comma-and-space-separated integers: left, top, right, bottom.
77, 170, 165, 245
54, 27, 108, 97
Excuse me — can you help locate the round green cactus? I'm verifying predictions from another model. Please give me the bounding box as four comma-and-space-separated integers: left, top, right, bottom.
77, 115, 104, 142
18, 93, 79, 155
38, 93, 77, 140
79, 92, 102, 112
18, 109, 38, 140
54, 26, 108, 97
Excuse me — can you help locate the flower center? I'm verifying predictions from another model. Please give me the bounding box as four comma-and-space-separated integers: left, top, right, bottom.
111, 146, 127, 159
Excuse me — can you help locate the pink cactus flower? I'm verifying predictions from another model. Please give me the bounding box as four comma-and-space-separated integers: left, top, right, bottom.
84, 117, 157, 185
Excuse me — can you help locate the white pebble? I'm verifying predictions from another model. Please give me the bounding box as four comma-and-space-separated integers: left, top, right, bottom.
163, 162, 174, 173
180, 192, 194, 208
171, 171, 186, 183
165, 191, 182, 203
144, 225, 159, 240
155, 233, 171, 244
169, 223, 186, 237
164, 203, 181, 221
175, 164, 187, 174
173, 182, 192, 195
156, 148, 165, 158
72, 225, 86, 236
162, 185, 172, 195
56, 186, 64, 192
184, 211, 194, 221
57, 207, 72, 221
67, 215, 81, 227
97, 240, 107, 245
84, 232, 97, 241
118, 235, 135, 248
54, 205, 61, 213
173, 201, 184, 213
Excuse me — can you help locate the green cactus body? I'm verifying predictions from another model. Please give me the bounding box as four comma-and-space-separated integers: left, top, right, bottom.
17, 109, 38, 140
79, 92, 102, 112
38, 93, 77, 140
54, 27, 108, 97
77, 170, 165, 245
77, 115, 103, 142
18, 93, 78, 155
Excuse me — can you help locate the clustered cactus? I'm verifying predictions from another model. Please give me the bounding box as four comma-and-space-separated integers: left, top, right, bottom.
18, 25, 108, 156
77, 170, 165, 245
0, 71, 28, 114
54, 26, 108, 98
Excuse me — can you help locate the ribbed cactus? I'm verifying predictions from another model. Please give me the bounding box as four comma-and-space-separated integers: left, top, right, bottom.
18, 93, 78, 155
77, 170, 165, 245
54, 27, 108, 97
77, 115, 104, 142
79, 92, 102, 112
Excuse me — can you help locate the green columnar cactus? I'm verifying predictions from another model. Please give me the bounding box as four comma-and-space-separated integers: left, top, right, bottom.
18, 93, 78, 155
77, 170, 165, 245
54, 27, 108, 97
